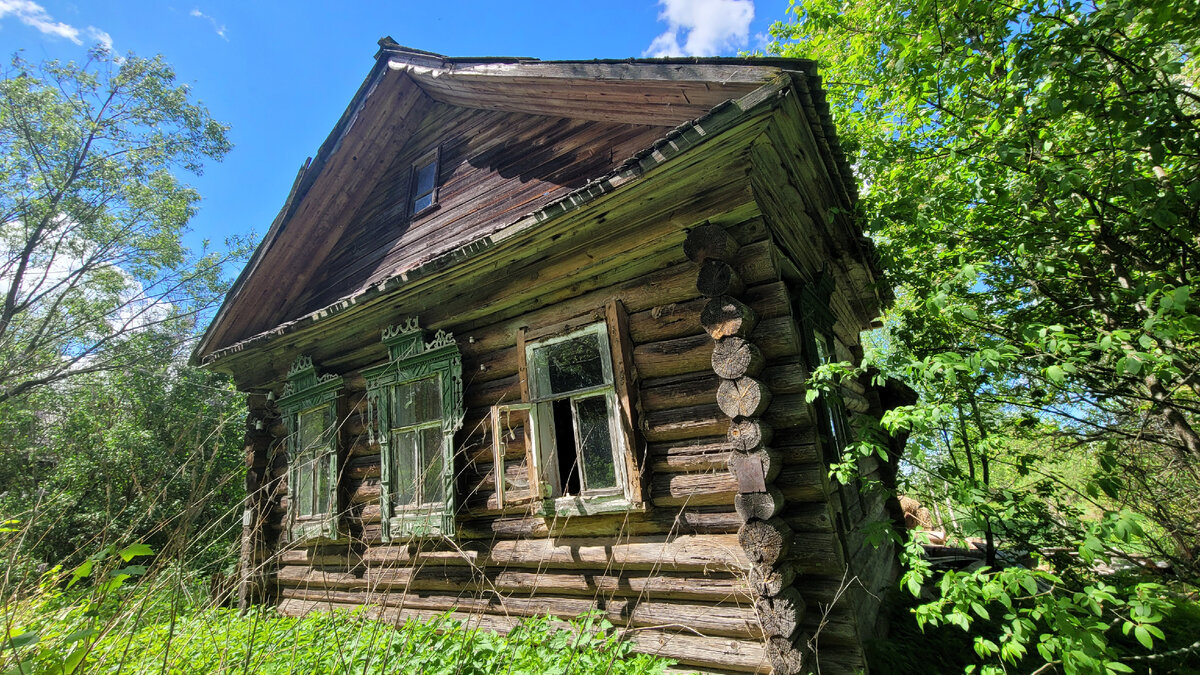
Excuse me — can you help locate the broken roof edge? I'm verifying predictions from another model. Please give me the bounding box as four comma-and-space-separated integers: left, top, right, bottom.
197, 75, 793, 373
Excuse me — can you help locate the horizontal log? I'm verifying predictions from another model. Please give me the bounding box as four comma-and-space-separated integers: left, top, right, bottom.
717, 376, 772, 419
627, 279, 790, 345
712, 338, 764, 380
756, 586, 806, 640
728, 419, 771, 453
346, 565, 752, 602
734, 487, 784, 522
702, 295, 758, 340
641, 403, 726, 442
360, 533, 751, 572
730, 448, 782, 491
651, 471, 736, 507
277, 587, 761, 639
633, 315, 799, 380
684, 223, 739, 264
766, 633, 812, 675
738, 517, 792, 567
776, 463, 827, 503
648, 436, 731, 473
697, 259, 745, 297
277, 599, 770, 672
748, 562, 797, 598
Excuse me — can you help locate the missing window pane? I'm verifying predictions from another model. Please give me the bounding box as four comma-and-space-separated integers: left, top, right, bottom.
552, 398, 581, 496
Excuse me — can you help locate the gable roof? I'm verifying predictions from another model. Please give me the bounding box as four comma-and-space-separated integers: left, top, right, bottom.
193, 41, 861, 368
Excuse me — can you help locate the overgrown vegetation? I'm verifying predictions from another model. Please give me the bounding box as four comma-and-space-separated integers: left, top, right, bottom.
772, 0, 1200, 671
1, 541, 672, 675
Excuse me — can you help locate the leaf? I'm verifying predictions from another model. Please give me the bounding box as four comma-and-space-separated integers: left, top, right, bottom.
118, 543, 154, 561
4, 631, 39, 650
1046, 365, 1065, 385
1133, 625, 1153, 649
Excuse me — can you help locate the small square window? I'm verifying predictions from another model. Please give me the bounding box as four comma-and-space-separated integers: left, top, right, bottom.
410, 148, 440, 216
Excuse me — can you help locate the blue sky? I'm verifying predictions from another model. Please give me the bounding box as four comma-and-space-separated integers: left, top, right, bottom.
0, 0, 788, 258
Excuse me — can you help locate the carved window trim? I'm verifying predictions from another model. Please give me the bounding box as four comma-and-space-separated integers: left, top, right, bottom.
278, 355, 343, 542
796, 275, 851, 458
492, 300, 645, 517
363, 318, 463, 541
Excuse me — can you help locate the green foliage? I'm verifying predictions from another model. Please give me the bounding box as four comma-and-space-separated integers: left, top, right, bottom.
3, 565, 673, 675
0, 47, 250, 403
771, 0, 1200, 671
0, 340, 245, 578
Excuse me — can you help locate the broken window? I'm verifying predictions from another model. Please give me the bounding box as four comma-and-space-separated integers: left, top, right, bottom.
492, 302, 643, 516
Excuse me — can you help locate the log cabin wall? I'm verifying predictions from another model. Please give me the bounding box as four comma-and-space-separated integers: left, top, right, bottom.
262, 229, 889, 673
207, 58, 902, 674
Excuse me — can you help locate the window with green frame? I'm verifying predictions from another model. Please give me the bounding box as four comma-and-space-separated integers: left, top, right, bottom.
278, 355, 343, 542
363, 318, 463, 541
491, 302, 644, 518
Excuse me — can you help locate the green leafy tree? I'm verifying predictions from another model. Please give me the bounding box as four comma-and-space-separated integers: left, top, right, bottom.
772, 0, 1200, 671
0, 47, 242, 403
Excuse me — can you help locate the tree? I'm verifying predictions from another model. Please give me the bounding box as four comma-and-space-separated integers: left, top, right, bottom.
0, 47, 242, 403
771, 0, 1200, 671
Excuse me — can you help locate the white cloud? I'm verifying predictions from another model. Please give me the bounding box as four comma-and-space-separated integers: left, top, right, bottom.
0, 0, 81, 43
644, 0, 755, 57
189, 8, 227, 41
86, 26, 113, 53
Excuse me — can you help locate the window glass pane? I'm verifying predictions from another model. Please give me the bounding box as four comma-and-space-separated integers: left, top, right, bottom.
420, 426, 445, 504
315, 453, 332, 515
299, 408, 326, 453
393, 376, 440, 427
296, 451, 314, 517
413, 192, 434, 213
391, 430, 417, 507
539, 333, 604, 395
575, 395, 617, 490
415, 160, 437, 197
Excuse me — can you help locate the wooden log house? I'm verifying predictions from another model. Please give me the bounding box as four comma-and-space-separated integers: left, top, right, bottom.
194, 40, 911, 674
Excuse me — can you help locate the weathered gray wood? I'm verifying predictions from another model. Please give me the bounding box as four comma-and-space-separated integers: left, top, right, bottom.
684, 223, 740, 264
717, 376, 772, 419
697, 259, 745, 297
728, 418, 772, 452
729, 448, 782, 489
734, 487, 785, 521
755, 586, 806, 640
766, 633, 812, 675
701, 295, 758, 339
748, 562, 797, 598
712, 338, 764, 379
738, 517, 793, 566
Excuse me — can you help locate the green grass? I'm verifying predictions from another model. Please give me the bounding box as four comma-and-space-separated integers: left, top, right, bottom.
4, 580, 675, 675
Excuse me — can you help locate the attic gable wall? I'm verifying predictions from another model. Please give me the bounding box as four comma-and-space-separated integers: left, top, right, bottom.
292, 103, 673, 317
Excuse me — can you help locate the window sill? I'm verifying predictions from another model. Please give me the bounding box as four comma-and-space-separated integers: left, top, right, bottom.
537, 494, 647, 518
409, 202, 440, 221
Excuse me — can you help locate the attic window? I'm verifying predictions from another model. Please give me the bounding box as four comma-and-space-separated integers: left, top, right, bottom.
410, 147, 440, 216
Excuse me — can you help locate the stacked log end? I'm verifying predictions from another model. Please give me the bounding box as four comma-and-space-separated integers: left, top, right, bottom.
685, 224, 812, 674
